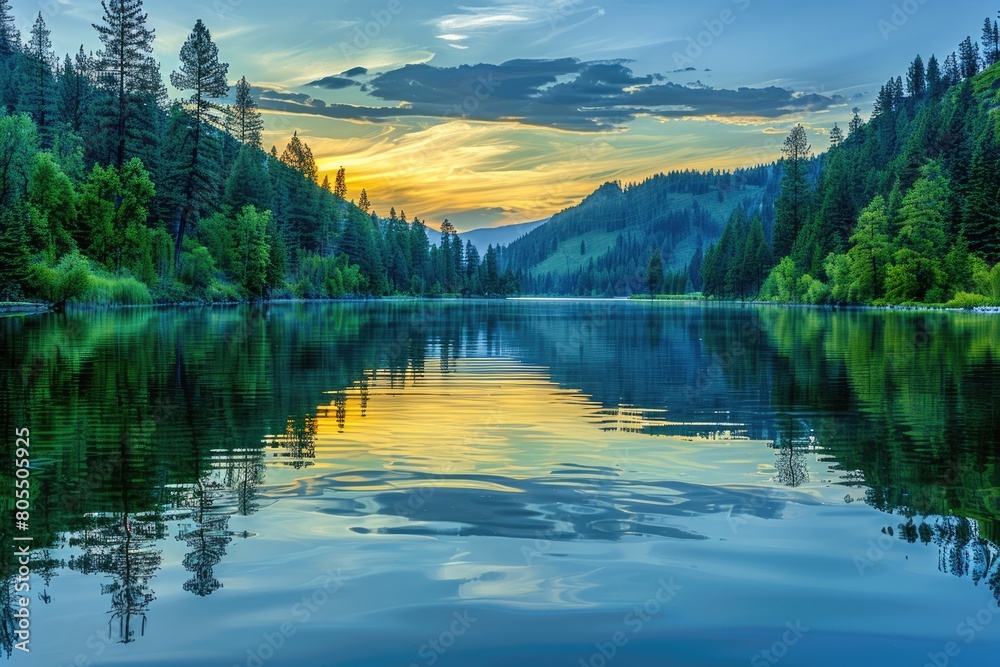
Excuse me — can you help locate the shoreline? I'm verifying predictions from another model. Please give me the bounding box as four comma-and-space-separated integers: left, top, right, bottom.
4, 297, 998, 316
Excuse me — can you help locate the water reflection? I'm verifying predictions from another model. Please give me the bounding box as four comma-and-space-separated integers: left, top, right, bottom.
0, 301, 999, 659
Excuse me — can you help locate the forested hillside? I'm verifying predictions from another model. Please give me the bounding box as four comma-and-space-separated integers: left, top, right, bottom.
703, 17, 1000, 306
0, 0, 518, 307
506, 166, 780, 296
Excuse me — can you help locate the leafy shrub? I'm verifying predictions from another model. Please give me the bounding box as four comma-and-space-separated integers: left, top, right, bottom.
945, 292, 1000, 308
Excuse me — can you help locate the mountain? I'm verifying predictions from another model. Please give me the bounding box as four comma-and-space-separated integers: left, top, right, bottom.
461, 219, 548, 253
504, 167, 780, 296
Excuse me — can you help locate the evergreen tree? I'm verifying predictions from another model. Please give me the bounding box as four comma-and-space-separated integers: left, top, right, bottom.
688, 238, 703, 292
0, 0, 18, 56
358, 188, 370, 213
334, 166, 347, 199
982, 18, 1000, 67
169, 20, 229, 267
22, 13, 55, 145
964, 124, 1000, 263
906, 55, 925, 99
926, 54, 945, 99
944, 52, 960, 85
279, 131, 317, 181
773, 124, 812, 260
230, 76, 263, 148
224, 145, 273, 212
742, 215, 771, 296
0, 0, 18, 114
848, 107, 864, 136
830, 123, 844, 147
958, 37, 980, 79
482, 244, 500, 295
320, 174, 331, 191
93, 0, 160, 168
886, 162, 951, 302
0, 207, 30, 297
644, 250, 663, 297
57, 48, 93, 135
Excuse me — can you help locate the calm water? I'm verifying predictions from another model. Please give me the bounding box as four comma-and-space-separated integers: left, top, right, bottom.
1, 300, 999, 666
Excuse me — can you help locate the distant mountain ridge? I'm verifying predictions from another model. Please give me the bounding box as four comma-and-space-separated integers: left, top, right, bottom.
461, 219, 549, 253
504, 167, 780, 296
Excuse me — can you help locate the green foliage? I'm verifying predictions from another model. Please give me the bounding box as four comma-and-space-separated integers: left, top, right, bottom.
26, 249, 91, 306
232, 205, 269, 297
77, 158, 156, 275
26, 151, 76, 261
945, 291, 1000, 308
0, 205, 30, 296
761, 257, 803, 303
844, 196, 892, 303
0, 112, 39, 206
178, 237, 217, 293
82, 271, 153, 306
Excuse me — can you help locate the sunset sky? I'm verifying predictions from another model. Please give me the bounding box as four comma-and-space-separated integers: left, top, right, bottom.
41, 0, 979, 230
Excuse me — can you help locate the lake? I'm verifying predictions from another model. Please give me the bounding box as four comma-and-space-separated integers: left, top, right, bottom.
2, 300, 999, 666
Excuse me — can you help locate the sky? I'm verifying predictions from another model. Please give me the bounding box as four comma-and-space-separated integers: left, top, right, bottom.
32, 0, 989, 230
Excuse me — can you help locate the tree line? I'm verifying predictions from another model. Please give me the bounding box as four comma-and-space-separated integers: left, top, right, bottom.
702, 13, 1000, 306
0, 0, 518, 307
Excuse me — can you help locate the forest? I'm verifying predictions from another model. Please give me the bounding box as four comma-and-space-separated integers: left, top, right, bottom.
0, 0, 519, 307
701, 17, 1000, 306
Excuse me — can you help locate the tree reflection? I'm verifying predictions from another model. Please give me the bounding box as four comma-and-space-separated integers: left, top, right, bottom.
176, 478, 232, 597
69, 511, 164, 643
267, 415, 318, 468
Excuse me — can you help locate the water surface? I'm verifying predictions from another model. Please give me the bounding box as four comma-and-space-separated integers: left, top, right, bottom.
1, 300, 999, 666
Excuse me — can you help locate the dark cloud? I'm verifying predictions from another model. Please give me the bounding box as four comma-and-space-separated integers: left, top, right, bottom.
254, 59, 848, 132
308, 75, 361, 90
340, 66, 368, 78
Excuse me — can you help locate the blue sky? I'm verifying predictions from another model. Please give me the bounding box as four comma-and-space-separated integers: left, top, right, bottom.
32, 0, 990, 229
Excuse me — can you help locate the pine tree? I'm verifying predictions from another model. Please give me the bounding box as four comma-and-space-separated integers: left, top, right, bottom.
958, 37, 980, 79
906, 55, 925, 99
0, 0, 18, 56
334, 167, 347, 199
964, 125, 1000, 263
57, 49, 92, 134
926, 54, 944, 99
230, 76, 263, 148
169, 19, 230, 267
982, 18, 999, 67
944, 52, 960, 86
0, 208, 30, 297
644, 250, 663, 298
321, 174, 331, 191
93, 0, 160, 168
0, 0, 19, 115
22, 13, 56, 145
358, 188, 370, 213
279, 132, 317, 181
224, 145, 273, 212
773, 124, 812, 260
829, 123, 844, 148
848, 107, 864, 136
